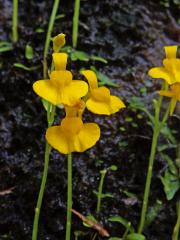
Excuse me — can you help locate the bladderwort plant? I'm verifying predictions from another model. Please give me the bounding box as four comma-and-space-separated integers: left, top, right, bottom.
138, 46, 180, 234
12, 0, 18, 43
31, 34, 65, 240
96, 165, 118, 214
32, 33, 125, 240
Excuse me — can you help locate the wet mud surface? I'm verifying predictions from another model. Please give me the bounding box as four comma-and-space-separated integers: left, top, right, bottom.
0, 0, 180, 239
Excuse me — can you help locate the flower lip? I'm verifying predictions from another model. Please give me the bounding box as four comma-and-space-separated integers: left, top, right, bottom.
46, 117, 101, 154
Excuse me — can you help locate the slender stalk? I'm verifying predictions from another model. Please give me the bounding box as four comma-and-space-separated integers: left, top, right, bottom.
92, 233, 97, 240
122, 223, 131, 240
43, 0, 60, 78
72, 0, 80, 48
32, 104, 55, 240
32, 142, 51, 240
172, 201, 180, 240
66, 153, 73, 240
97, 169, 107, 213
138, 127, 159, 233
12, 0, 18, 43
138, 84, 170, 233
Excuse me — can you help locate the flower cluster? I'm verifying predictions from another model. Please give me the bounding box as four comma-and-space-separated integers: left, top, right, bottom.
148, 46, 180, 115
33, 34, 125, 154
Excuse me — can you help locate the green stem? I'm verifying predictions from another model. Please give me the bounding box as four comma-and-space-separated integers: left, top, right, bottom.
32, 142, 51, 240
122, 223, 131, 240
12, 0, 18, 43
161, 103, 170, 126
138, 96, 163, 233
72, 0, 80, 48
32, 105, 55, 240
138, 127, 160, 233
66, 153, 73, 240
92, 233, 97, 240
172, 201, 180, 240
43, 0, 60, 78
97, 169, 107, 213
138, 83, 170, 233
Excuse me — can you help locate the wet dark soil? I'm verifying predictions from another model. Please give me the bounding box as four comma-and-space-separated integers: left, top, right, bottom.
0, 0, 180, 239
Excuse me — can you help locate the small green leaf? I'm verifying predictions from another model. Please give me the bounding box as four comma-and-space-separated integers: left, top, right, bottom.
125, 117, 133, 123
108, 216, 134, 233
90, 66, 119, 87
119, 127, 126, 132
118, 140, 128, 148
122, 190, 137, 199
145, 199, 163, 228
160, 126, 177, 144
13, 63, 41, 71
93, 191, 114, 199
126, 233, 146, 240
41, 99, 53, 112
0, 41, 13, 52
55, 14, 65, 20
110, 165, 118, 171
61, 46, 73, 54
25, 44, 34, 60
160, 170, 179, 200
128, 96, 145, 109
90, 55, 108, 63
35, 28, 44, 33
71, 50, 90, 61
83, 215, 97, 228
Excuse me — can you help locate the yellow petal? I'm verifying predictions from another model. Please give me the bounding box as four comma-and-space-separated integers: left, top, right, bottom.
52, 33, 66, 52
148, 67, 172, 84
46, 125, 71, 154
110, 95, 126, 112
81, 70, 98, 89
171, 83, 180, 98
86, 95, 125, 115
158, 90, 174, 98
164, 46, 177, 59
52, 53, 68, 70
50, 70, 72, 87
163, 59, 180, 84
62, 80, 88, 105
74, 123, 100, 152
91, 87, 110, 102
33, 80, 58, 105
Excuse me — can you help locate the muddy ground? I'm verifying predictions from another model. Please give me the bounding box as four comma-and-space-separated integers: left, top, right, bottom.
0, 0, 180, 239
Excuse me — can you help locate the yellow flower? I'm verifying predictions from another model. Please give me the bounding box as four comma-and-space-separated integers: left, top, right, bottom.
52, 33, 66, 52
33, 70, 88, 106
46, 111, 100, 154
159, 83, 180, 115
81, 70, 125, 115
148, 46, 180, 85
